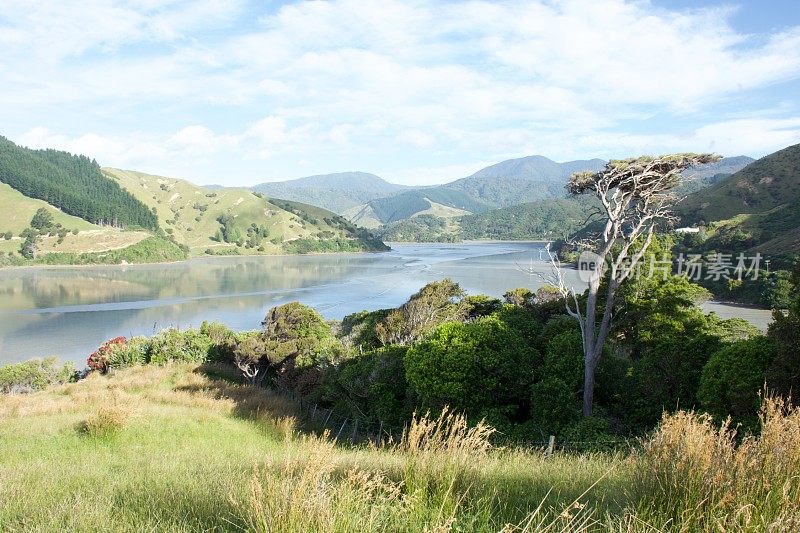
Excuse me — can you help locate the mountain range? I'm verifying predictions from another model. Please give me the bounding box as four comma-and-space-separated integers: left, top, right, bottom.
255, 154, 751, 230
252, 172, 407, 213
341, 156, 609, 228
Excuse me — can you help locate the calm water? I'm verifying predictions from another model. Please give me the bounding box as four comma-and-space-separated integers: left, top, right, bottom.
0, 242, 772, 365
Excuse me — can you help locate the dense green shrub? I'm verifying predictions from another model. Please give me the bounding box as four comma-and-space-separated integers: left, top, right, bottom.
405, 316, 539, 417
146, 328, 215, 365
698, 336, 775, 430
529, 331, 585, 432
0, 357, 75, 393
106, 336, 150, 368
339, 309, 392, 351
319, 346, 411, 426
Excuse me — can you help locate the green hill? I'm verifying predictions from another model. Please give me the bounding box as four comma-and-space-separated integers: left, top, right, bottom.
0, 133, 387, 265
345, 188, 489, 227
106, 168, 387, 255
460, 197, 594, 241
676, 144, 800, 266
678, 145, 800, 223
0, 136, 157, 229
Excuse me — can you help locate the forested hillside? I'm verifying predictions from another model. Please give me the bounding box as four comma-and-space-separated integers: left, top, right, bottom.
0, 137, 157, 230
460, 197, 594, 240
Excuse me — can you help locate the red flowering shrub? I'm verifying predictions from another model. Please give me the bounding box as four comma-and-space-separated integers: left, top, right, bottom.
87, 337, 126, 373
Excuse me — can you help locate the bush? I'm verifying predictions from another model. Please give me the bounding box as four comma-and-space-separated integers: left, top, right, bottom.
559, 415, 620, 452
698, 336, 775, 430
405, 316, 539, 416
107, 336, 150, 368
0, 357, 75, 393
200, 321, 239, 362
147, 328, 214, 365
320, 345, 411, 425
87, 336, 126, 373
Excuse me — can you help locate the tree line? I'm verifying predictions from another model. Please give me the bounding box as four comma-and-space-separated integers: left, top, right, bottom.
0, 136, 158, 230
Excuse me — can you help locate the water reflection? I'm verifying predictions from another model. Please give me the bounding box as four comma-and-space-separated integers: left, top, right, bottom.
0, 242, 772, 365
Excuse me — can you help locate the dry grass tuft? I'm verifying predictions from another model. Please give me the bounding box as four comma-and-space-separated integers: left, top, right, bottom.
634, 396, 800, 531
401, 406, 495, 460
81, 403, 130, 438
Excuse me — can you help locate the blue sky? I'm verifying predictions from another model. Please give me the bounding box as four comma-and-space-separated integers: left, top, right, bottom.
1, 0, 799, 186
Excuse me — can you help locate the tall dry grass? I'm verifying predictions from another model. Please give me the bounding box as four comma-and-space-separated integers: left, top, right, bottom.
234, 408, 622, 532
634, 396, 800, 531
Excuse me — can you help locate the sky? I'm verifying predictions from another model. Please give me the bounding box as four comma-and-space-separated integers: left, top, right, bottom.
1, 0, 799, 186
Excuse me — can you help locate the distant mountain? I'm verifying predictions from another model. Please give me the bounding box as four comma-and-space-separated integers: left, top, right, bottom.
371, 154, 759, 242
676, 156, 755, 195
344, 156, 607, 227
252, 172, 407, 214
345, 188, 488, 228
447, 156, 607, 208
676, 144, 800, 266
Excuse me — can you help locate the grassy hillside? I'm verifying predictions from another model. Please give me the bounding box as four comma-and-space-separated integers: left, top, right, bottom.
676, 144, 800, 266
253, 172, 407, 214
106, 168, 387, 255
0, 182, 97, 235
678, 144, 800, 223
351, 188, 489, 226
2, 361, 799, 531
0, 182, 158, 260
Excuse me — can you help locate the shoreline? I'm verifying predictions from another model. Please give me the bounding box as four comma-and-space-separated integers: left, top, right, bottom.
0, 247, 394, 273
0, 240, 553, 272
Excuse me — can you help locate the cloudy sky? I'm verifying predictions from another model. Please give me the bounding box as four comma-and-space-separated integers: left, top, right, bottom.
1, 0, 799, 186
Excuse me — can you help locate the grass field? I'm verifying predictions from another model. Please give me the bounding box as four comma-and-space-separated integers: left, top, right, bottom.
1, 363, 798, 531
0, 182, 98, 236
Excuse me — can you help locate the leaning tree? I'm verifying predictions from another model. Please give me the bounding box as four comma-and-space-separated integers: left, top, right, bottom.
542, 153, 720, 416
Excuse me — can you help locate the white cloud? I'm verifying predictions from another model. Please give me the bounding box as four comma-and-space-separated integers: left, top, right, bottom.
1, 0, 799, 185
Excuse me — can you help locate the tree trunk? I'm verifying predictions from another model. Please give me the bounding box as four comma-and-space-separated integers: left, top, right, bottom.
582, 355, 598, 417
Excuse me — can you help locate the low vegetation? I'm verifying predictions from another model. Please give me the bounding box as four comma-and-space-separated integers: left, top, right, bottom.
2, 361, 799, 531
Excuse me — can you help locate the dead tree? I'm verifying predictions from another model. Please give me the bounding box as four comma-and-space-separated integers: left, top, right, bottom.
526, 154, 719, 416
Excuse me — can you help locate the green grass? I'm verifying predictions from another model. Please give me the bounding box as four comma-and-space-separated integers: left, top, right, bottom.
0, 182, 97, 236
0, 235, 187, 267
2, 363, 798, 531
105, 168, 381, 256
